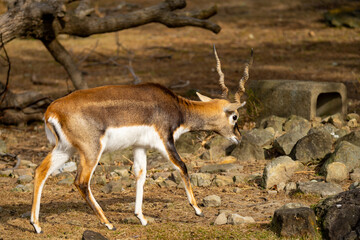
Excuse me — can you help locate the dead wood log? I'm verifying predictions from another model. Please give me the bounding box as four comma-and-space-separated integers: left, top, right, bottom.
0, 0, 220, 90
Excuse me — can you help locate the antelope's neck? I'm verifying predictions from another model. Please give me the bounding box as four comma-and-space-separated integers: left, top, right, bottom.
178, 97, 218, 132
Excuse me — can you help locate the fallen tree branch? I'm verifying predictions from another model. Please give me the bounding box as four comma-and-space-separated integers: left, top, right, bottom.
0, 153, 21, 170
60, 0, 220, 37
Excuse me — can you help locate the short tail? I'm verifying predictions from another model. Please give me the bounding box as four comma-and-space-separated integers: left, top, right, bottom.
44, 120, 58, 146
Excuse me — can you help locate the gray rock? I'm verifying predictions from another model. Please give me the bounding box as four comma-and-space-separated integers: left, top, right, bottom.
267, 190, 277, 195
259, 115, 286, 134
21, 211, 31, 218
19, 160, 33, 168
283, 115, 311, 136
347, 118, 358, 128
51, 161, 77, 176
17, 175, 33, 184
314, 189, 360, 240
200, 164, 243, 174
93, 175, 107, 185
335, 128, 351, 139
162, 179, 177, 188
233, 187, 242, 193
122, 216, 140, 224
347, 113, 360, 122
0, 169, 12, 177
154, 176, 166, 187
326, 162, 349, 183
233, 174, 247, 184
203, 195, 221, 207
279, 202, 309, 209
212, 175, 234, 187
0, 139, 7, 153
13, 168, 33, 177
207, 135, 234, 161
242, 128, 275, 148
214, 212, 228, 225
271, 207, 317, 237
275, 182, 285, 191
273, 131, 306, 155
262, 156, 303, 189
101, 181, 124, 194
327, 113, 344, 128
292, 129, 333, 164
82, 230, 108, 240
12, 183, 33, 192
228, 214, 255, 225
147, 154, 172, 170
152, 171, 171, 180
323, 141, 360, 173
231, 140, 265, 161
114, 168, 130, 178
122, 178, 135, 188
350, 168, 360, 182
349, 182, 360, 190
297, 181, 343, 197
122, 216, 155, 224
176, 132, 203, 155
309, 124, 338, 141
99, 152, 114, 165
285, 182, 297, 195
336, 130, 360, 148
57, 177, 74, 185
190, 173, 212, 187
170, 171, 182, 184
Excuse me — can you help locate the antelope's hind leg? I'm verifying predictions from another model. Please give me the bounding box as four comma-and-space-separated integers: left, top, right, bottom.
74, 150, 116, 230
31, 148, 71, 233
133, 148, 148, 225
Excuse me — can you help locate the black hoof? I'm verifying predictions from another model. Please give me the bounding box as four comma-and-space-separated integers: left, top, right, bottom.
110, 226, 117, 231
196, 212, 204, 217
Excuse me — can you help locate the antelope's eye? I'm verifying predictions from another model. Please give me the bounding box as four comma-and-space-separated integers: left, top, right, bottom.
232, 115, 238, 121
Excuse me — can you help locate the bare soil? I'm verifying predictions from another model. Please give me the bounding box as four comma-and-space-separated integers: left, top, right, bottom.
1, 0, 360, 239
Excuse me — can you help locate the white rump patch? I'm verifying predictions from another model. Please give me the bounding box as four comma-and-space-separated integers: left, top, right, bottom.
44, 121, 56, 146
46, 117, 73, 151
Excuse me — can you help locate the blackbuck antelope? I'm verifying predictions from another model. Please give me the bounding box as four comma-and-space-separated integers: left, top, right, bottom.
30, 46, 253, 233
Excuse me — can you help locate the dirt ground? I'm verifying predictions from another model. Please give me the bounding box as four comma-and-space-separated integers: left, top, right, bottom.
0, 0, 360, 239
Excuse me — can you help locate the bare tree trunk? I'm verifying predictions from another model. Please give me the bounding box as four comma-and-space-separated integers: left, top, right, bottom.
42, 38, 88, 89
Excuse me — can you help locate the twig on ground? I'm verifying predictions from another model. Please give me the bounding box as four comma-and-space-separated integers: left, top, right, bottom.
169, 80, 190, 89
0, 153, 21, 170
122, 155, 133, 165
294, 170, 315, 174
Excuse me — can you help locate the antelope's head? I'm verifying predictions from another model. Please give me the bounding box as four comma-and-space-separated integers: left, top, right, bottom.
196, 46, 253, 144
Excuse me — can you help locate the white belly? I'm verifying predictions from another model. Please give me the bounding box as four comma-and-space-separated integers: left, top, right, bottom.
101, 126, 167, 154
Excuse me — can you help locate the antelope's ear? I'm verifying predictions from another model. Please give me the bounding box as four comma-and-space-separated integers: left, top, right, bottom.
224, 101, 246, 112
196, 92, 213, 102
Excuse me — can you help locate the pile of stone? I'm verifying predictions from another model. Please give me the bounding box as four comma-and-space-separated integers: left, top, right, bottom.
257, 114, 360, 193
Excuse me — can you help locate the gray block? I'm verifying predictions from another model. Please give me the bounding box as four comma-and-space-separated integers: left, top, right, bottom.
249, 80, 347, 120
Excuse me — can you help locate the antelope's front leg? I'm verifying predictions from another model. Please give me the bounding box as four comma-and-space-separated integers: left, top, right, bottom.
165, 140, 203, 217
133, 148, 148, 225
